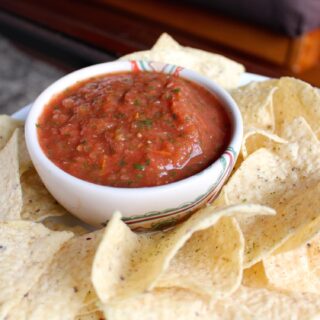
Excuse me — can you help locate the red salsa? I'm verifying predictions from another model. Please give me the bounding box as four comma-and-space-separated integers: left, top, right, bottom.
38, 71, 231, 187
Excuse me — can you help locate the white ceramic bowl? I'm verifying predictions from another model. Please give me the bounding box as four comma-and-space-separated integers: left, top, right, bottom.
25, 60, 243, 230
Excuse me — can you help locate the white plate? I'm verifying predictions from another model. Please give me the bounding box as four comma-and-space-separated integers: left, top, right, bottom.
12, 72, 268, 120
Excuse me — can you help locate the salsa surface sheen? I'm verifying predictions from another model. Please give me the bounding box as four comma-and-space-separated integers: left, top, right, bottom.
38, 71, 231, 188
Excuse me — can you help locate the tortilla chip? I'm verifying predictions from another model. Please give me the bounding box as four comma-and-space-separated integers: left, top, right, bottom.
17, 128, 32, 175
0, 116, 31, 174
216, 285, 320, 320
0, 130, 22, 220
0, 221, 72, 318
8, 230, 103, 320
20, 167, 69, 221
155, 217, 244, 298
75, 311, 105, 320
241, 128, 287, 158
263, 232, 320, 294
104, 288, 211, 320
224, 117, 320, 267
0, 115, 23, 150
104, 285, 320, 320
242, 262, 269, 289
151, 33, 181, 51
224, 148, 287, 206
246, 181, 320, 267
120, 33, 244, 89
92, 205, 274, 305
274, 77, 320, 138
230, 80, 277, 132
274, 210, 320, 254
77, 301, 100, 316
80, 289, 100, 308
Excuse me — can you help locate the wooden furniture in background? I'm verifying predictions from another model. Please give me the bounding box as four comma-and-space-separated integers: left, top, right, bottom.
0, 0, 319, 85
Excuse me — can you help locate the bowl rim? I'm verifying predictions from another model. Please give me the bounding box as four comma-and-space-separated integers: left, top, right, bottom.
25, 60, 243, 195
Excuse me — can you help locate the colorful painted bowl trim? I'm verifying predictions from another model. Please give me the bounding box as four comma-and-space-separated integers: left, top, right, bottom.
121, 146, 236, 227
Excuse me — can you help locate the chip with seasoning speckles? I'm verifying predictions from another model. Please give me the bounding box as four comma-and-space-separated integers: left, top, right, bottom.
231, 79, 277, 133
263, 231, 320, 294
0, 129, 22, 220
273, 77, 320, 138
0, 221, 72, 318
0, 115, 31, 174
103, 285, 320, 320
241, 129, 288, 159
0, 115, 23, 150
241, 128, 287, 158
20, 167, 69, 221
92, 205, 274, 307
120, 33, 245, 90
224, 117, 320, 267
7, 230, 103, 320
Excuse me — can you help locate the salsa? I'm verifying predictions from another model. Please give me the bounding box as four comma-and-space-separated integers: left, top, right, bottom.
38, 71, 231, 188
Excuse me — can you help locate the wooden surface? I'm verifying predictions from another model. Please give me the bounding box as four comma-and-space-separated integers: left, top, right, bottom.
288, 29, 320, 73
95, 0, 291, 65
0, 0, 319, 86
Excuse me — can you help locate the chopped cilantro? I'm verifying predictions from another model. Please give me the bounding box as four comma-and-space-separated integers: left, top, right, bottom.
137, 119, 153, 128
136, 173, 144, 179
133, 163, 145, 171
134, 99, 140, 106
172, 88, 180, 93
35, 123, 42, 129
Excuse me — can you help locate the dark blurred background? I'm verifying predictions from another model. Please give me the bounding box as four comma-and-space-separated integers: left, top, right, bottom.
0, 0, 319, 114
